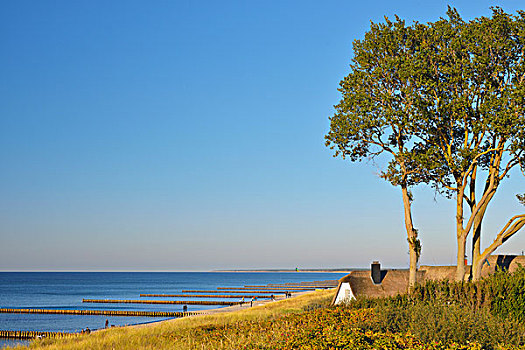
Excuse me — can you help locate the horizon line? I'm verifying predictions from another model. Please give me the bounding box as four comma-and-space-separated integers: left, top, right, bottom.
0, 266, 412, 273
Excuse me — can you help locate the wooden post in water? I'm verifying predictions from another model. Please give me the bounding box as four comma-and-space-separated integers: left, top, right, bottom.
0, 330, 71, 339
82, 299, 239, 306
0, 308, 202, 317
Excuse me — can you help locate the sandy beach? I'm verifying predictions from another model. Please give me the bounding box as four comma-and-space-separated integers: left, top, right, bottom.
128, 288, 324, 331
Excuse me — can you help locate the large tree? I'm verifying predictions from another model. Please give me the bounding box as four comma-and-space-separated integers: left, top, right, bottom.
326, 17, 429, 288
410, 8, 525, 280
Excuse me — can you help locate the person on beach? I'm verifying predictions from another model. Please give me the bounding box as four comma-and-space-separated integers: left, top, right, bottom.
105, 319, 109, 329
250, 297, 254, 307
183, 305, 188, 313
271, 294, 275, 301
241, 296, 245, 306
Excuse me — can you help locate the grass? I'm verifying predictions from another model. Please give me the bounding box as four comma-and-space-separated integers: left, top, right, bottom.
16, 289, 335, 350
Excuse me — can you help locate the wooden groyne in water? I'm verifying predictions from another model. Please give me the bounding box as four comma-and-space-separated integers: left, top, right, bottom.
240, 287, 317, 290
293, 280, 339, 286
83, 299, 239, 306
217, 287, 312, 291
278, 280, 339, 286
140, 294, 271, 299
247, 283, 337, 288
246, 285, 333, 289
181, 290, 284, 294
0, 308, 200, 317
0, 330, 71, 340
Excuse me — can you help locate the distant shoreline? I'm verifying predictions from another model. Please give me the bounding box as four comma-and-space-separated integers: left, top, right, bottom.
212, 269, 359, 273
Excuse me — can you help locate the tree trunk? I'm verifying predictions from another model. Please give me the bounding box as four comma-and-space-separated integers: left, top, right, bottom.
408, 240, 418, 288
472, 214, 525, 281
470, 204, 488, 281
471, 253, 484, 281
456, 193, 466, 281
401, 184, 418, 289
471, 216, 482, 280
470, 178, 497, 281
470, 171, 497, 281
456, 234, 467, 281
470, 166, 480, 280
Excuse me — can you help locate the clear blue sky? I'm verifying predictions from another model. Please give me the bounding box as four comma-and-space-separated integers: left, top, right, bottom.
1, 0, 524, 271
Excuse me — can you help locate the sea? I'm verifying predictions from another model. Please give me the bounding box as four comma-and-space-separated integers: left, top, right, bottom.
0, 271, 346, 348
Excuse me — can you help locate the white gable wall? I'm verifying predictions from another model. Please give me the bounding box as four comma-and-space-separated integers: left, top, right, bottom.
334, 282, 355, 304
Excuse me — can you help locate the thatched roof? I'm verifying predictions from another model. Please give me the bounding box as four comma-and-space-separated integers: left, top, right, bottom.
332, 255, 525, 304
420, 254, 525, 280
480, 255, 525, 276
333, 269, 424, 302
418, 265, 458, 280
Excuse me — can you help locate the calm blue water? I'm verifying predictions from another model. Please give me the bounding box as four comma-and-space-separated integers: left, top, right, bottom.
0, 272, 344, 348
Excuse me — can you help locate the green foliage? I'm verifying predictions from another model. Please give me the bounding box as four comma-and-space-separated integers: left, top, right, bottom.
409, 265, 525, 323
347, 267, 525, 348
414, 7, 525, 187
327, 5, 525, 193
372, 302, 522, 349
408, 235, 422, 262
487, 265, 525, 322
325, 12, 438, 188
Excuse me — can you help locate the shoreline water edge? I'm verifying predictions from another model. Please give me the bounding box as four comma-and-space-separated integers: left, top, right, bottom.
0, 271, 345, 348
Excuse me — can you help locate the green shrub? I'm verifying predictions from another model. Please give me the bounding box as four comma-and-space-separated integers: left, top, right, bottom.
407, 303, 521, 348
346, 266, 525, 348
487, 266, 525, 322
409, 265, 525, 322
348, 299, 525, 348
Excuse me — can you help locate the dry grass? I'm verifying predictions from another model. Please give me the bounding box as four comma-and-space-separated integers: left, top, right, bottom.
14, 289, 335, 350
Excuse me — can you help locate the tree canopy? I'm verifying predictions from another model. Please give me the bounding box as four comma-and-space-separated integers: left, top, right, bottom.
327, 7, 525, 282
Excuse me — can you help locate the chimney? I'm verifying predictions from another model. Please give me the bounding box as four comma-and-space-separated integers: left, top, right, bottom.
371, 261, 381, 284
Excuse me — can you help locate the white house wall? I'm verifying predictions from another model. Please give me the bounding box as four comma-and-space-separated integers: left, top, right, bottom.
334, 282, 355, 304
